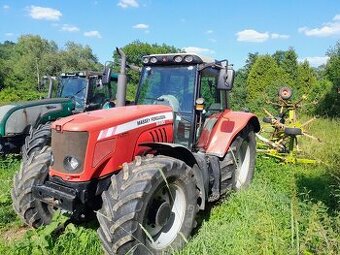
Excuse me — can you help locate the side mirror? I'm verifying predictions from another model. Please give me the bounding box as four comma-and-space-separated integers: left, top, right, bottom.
102, 66, 112, 85
217, 68, 235, 91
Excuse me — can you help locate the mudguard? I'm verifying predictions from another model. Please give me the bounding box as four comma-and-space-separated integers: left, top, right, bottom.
197, 109, 260, 158
0, 98, 74, 137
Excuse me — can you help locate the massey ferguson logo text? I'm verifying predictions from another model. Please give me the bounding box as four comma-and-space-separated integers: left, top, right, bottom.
137, 115, 166, 126
97, 112, 172, 141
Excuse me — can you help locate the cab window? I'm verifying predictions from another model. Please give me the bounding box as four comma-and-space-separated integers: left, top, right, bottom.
200, 67, 226, 113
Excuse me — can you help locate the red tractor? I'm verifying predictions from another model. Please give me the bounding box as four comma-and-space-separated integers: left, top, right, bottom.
12, 50, 260, 254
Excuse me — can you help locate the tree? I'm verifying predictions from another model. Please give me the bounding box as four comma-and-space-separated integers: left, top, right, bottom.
246, 55, 289, 112
229, 68, 248, 110
272, 50, 286, 67
297, 60, 317, 96
281, 48, 298, 86
59, 42, 102, 72
244, 52, 259, 75
0, 34, 103, 103
317, 41, 340, 117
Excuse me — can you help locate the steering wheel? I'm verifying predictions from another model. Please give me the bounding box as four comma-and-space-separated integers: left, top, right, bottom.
65, 95, 84, 108
155, 95, 180, 112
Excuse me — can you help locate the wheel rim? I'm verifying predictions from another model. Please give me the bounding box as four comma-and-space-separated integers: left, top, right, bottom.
145, 182, 186, 250
235, 140, 251, 188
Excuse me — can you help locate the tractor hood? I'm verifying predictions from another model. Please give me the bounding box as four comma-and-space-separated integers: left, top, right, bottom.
51, 105, 174, 133
0, 98, 75, 137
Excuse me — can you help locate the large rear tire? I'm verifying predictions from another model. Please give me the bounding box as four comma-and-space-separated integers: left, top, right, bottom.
22, 122, 51, 162
231, 125, 256, 190
11, 146, 54, 228
97, 155, 198, 255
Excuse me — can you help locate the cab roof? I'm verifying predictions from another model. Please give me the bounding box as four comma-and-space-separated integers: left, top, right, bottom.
142, 53, 216, 65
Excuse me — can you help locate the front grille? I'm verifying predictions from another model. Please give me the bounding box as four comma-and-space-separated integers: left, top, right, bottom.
51, 130, 88, 174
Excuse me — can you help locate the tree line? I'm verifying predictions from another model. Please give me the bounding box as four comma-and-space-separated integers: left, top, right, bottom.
0, 35, 338, 118
0, 35, 102, 103
230, 42, 339, 117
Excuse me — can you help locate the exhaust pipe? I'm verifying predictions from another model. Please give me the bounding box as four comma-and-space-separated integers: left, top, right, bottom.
116, 48, 127, 107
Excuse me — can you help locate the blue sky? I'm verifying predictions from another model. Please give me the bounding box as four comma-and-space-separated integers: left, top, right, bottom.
0, 0, 339, 69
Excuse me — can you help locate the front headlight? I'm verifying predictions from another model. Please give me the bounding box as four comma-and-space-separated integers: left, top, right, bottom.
63, 156, 80, 171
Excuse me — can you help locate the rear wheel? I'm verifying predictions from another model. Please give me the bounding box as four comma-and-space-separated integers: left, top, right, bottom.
11, 146, 54, 228
22, 122, 51, 162
97, 155, 198, 255
231, 125, 256, 190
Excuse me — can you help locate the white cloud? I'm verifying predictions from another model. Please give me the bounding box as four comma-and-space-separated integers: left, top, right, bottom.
84, 30, 102, 38
299, 15, 340, 37
60, 24, 79, 32
118, 0, 139, 8
333, 14, 340, 21
236, 29, 269, 42
3, 5, 9, 9
27, 5, 62, 21
206, 30, 213, 34
271, 33, 290, 39
298, 56, 330, 67
5, 33, 14, 37
182, 46, 215, 55
133, 23, 149, 29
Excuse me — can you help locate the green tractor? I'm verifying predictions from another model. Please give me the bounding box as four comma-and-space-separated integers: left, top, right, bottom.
0, 70, 118, 156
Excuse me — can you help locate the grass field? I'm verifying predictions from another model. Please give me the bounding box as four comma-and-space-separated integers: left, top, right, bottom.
0, 118, 339, 255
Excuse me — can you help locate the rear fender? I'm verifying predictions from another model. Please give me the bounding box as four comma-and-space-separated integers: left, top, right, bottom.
202, 110, 260, 158
142, 142, 208, 210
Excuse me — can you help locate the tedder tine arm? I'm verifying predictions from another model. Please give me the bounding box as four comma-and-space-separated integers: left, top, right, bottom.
302, 132, 321, 142
301, 117, 317, 128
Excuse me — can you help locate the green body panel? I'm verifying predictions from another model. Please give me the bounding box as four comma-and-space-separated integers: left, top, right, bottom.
0, 98, 74, 137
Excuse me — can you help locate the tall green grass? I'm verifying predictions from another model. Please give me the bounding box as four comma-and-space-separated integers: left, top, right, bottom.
299, 118, 340, 174
176, 159, 339, 255
0, 156, 21, 232
0, 117, 339, 255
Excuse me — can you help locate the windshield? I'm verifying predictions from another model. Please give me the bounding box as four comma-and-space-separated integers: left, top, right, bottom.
57, 77, 87, 109
137, 65, 196, 113
136, 65, 197, 148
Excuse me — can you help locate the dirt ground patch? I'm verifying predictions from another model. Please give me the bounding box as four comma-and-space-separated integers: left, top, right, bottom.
1, 226, 28, 243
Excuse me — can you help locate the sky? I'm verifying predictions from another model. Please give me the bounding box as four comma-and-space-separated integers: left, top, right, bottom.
0, 0, 339, 69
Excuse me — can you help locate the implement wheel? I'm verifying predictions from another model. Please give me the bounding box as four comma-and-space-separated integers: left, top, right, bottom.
279, 87, 292, 100
97, 155, 198, 255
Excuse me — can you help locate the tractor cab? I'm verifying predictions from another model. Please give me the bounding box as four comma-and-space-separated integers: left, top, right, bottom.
44, 71, 118, 112
136, 53, 235, 148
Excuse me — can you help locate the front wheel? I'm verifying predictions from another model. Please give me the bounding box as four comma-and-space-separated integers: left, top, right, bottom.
11, 146, 54, 228
231, 125, 256, 190
22, 122, 51, 163
97, 155, 198, 255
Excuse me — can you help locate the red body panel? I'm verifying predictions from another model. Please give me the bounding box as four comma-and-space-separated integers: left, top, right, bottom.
50, 105, 174, 182
197, 109, 258, 157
